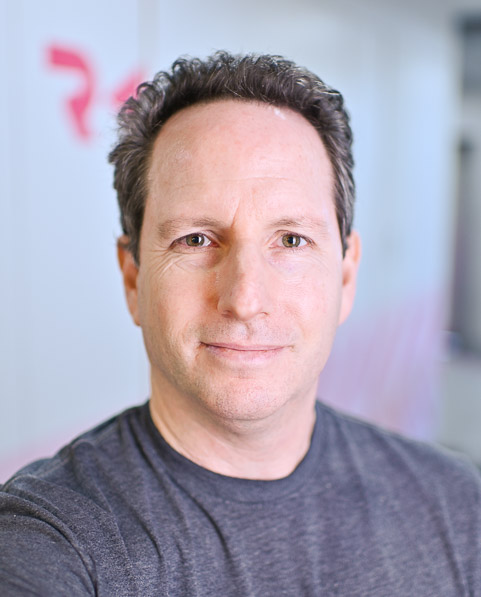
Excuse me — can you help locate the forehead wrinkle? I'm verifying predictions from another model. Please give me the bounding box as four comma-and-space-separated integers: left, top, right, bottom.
155, 175, 307, 193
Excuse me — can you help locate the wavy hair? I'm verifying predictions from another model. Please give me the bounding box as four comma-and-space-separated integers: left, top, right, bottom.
109, 51, 355, 263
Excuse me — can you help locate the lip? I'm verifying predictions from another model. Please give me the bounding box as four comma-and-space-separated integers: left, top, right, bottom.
200, 342, 287, 365
202, 342, 285, 351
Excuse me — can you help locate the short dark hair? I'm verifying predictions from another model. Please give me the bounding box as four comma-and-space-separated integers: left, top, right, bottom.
109, 51, 355, 263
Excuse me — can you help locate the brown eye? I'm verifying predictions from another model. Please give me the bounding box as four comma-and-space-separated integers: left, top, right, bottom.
185, 233, 208, 247
282, 234, 302, 248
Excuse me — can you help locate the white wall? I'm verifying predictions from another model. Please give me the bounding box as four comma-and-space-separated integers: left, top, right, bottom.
1, 0, 149, 478
0, 0, 472, 480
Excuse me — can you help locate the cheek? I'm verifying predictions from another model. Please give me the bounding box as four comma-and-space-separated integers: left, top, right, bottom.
269, 249, 342, 286
283, 267, 343, 335
277, 250, 342, 291
138, 263, 212, 342
269, 254, 316, 279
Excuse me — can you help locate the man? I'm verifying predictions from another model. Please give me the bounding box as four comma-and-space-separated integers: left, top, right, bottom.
1, 52, 480, 596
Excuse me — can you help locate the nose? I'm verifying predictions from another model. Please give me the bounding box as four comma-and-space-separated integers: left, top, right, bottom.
216, 244, 272, 322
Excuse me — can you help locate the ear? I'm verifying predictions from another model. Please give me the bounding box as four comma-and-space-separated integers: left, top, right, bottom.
117, 236, 141, 326
338, 230, 361, 326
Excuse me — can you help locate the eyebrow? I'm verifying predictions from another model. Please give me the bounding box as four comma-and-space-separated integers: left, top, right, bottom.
156, 215, 330, 238
271, 217, 330, 234
157, 217, 225, 239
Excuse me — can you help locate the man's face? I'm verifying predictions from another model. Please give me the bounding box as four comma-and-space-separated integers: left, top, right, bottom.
120, 100, 359, 425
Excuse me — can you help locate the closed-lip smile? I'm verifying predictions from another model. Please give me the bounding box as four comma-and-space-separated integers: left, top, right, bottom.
200, 342, 287, 365
202, 342, 285, 351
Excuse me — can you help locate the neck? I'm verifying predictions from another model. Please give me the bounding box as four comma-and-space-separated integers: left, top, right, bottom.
149, 382, 317, 481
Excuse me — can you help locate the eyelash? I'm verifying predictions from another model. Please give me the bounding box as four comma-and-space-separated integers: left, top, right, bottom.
175, 233, 214, 248
280, 234, 309, 249
173, 232, 311, 249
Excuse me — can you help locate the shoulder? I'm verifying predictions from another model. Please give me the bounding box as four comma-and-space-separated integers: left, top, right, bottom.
0, 403, 148, 595
2, 402, 147, 498
314, 402, 481, 593
316, 400, 481, 502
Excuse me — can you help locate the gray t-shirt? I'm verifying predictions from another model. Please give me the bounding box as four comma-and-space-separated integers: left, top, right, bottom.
1, 400, 480, 596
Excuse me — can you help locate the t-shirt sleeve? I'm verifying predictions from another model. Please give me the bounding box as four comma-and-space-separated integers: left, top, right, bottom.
0, 493, 96, 596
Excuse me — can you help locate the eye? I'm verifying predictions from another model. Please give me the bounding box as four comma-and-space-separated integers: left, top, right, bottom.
281, 234, 307, 248
183, 233, 211, 247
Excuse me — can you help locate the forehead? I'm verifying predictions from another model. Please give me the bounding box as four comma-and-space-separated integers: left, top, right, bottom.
146, 99, 335, 222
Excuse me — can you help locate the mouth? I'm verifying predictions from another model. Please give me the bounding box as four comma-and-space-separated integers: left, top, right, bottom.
203, 342, 285, 351
200, 342, 287, 365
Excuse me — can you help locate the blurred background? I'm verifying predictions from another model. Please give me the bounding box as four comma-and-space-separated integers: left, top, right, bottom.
1, 0, 480, 481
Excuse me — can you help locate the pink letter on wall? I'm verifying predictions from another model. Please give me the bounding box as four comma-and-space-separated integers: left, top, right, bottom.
47, 45, 95, 140
111, 70, 144, 108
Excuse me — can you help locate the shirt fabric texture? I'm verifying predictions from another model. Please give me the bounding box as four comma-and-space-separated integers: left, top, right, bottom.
1, 400, 480, 596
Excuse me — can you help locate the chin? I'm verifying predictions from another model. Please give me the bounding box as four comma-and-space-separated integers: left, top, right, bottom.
194, 379, 303, 423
